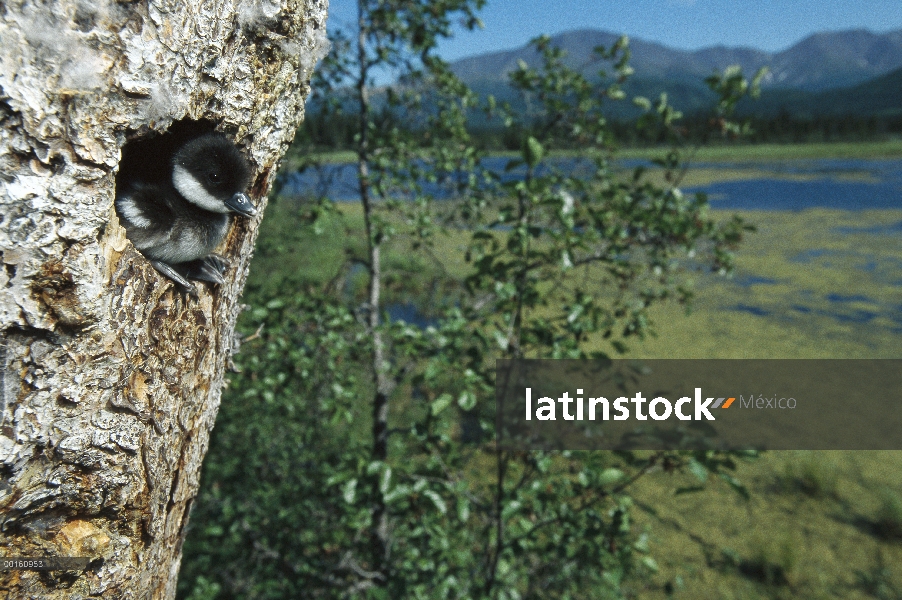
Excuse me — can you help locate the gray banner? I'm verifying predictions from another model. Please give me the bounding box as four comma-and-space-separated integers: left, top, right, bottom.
496, 359, 902, 450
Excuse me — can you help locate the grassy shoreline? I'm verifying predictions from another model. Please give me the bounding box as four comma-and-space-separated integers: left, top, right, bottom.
621, 139, 902, 162
295, 139, 902, 166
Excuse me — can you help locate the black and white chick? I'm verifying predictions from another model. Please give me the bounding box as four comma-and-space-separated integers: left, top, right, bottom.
115, 133, 257, 296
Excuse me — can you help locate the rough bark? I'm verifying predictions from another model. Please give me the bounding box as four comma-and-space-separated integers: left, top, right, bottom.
0, 0, 328, 597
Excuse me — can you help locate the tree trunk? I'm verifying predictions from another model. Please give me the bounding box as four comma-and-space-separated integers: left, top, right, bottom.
0, 0, 328, 597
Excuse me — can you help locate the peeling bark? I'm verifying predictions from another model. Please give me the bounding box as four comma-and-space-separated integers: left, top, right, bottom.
0, 0, 328, 597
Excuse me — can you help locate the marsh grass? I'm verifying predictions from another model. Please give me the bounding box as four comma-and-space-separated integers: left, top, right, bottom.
287, 139, 902, 175
621, 203, 902, 597
247, 156, 902, 599
619, 139, 902, 162
855, 551, 901, 600
774, 452, 841, 499
627, 208, 902, 360
741, 534, 799, 587
873, 489, 902, 542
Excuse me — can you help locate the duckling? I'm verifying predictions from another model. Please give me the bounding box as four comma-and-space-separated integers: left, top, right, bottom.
115, 133, 257, 296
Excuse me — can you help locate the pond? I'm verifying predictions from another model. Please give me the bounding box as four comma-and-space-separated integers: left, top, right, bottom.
282, 157, 902, 211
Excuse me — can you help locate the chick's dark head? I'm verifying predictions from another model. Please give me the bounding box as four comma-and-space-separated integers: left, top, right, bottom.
172, 133, 256, 216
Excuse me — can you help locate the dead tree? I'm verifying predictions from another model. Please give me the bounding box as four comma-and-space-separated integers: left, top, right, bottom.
0, 0, 328, 596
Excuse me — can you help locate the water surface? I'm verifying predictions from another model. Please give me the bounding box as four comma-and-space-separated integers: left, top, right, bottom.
285, 158, 902, 211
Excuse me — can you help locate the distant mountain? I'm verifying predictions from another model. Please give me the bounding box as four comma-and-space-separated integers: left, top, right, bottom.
450, 27, 902, 93
451, 29, 770, 88
766, 29, 902, 90
450, 27, 902, 122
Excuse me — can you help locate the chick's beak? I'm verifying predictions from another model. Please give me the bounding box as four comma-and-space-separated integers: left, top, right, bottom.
225, 192, 257, 217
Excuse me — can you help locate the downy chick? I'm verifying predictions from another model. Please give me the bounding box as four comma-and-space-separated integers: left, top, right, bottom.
115, 133, 257, 296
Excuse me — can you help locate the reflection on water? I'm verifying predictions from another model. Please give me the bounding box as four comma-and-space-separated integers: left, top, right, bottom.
730, 275, 778, 287
789, 304, 882, 326
834, 221, 902, 235
386, 302, 438, 329
826, 293, 874, 303
685, 157, 901, 211
731, 304, 771, 316
790, 249, 902, 282
688, 177, 901, 210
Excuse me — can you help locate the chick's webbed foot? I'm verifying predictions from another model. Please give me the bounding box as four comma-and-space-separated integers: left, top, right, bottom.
184, 255, 230, 285
150, 255, 230, 296
150, 260, 198, 297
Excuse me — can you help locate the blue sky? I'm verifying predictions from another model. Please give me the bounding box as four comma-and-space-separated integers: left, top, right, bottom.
325, 0, 902, 60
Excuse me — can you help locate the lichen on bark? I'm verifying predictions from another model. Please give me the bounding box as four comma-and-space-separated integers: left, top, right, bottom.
0, 0, 328, 597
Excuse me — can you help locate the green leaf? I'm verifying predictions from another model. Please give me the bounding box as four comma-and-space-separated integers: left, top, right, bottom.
458, 390, 476, 411
598, 468, 625, 486
342, 479, 357, 504
431, 393, 453, 415
380, 466, 393, 494
687, 459, 708, 483
423, 489, 447, 514
640, 556, 659, 572
493, 329, 510, 350
457, 498, 470, 522
523, 136, 544, 167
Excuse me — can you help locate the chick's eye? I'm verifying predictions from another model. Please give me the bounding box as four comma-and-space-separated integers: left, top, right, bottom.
207, 172, 222, 184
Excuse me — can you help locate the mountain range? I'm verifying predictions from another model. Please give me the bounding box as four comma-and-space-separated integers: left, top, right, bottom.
449, 28, 902, 119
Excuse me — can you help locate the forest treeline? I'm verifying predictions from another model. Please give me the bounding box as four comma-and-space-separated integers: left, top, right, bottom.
297, 103, 902, 152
